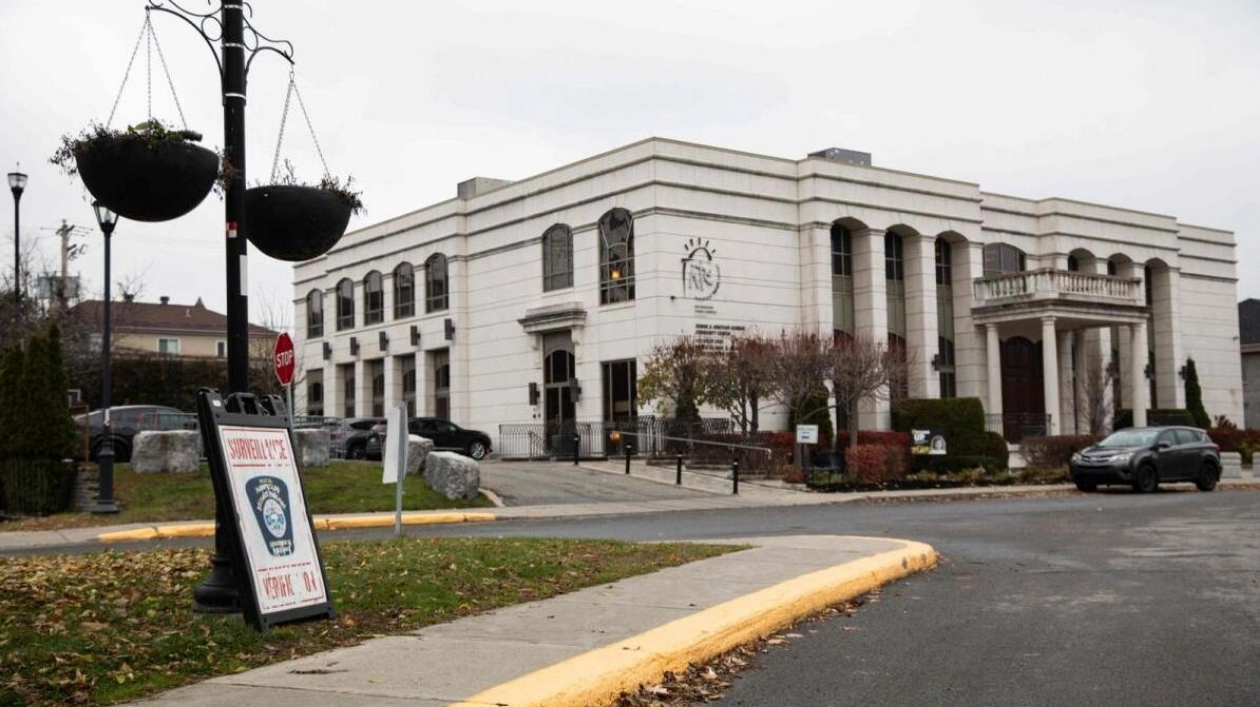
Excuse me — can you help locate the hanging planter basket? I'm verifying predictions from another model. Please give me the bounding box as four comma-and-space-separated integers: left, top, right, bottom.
71, 128, 219, 222
245, 185, 353, 262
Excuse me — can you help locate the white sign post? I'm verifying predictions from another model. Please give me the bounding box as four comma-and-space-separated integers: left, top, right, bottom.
382, 404, 408, 537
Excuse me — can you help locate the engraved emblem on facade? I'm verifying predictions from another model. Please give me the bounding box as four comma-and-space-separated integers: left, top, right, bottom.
681, 238, 721, 300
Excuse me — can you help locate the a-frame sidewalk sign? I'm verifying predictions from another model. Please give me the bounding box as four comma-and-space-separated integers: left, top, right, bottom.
196, 389, 335, 631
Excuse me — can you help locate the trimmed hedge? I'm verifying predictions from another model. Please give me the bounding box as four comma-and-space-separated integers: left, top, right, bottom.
845, 445, 890, 484
910, 455, 1006, 474
894, 398, 988, 456
1020, 434, 1098, 470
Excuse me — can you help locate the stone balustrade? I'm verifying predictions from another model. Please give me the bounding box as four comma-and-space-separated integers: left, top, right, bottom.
973, 268, 1143, 307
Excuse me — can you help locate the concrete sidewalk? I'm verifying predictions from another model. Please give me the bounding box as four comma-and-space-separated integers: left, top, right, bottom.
122, 534, 937, 707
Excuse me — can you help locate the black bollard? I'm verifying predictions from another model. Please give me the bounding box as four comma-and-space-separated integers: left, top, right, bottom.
573, 433, 580, 466
625, 444, 633, 474
732, 459, 740, 495
675, 454, 683, 485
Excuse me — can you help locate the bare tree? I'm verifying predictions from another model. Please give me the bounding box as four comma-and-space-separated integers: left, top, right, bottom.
768, 329, 832, 430
1076, 350, 1113, 437
701, 332, 778, 437
636, 336, 709, 421
827, 333, 909, 451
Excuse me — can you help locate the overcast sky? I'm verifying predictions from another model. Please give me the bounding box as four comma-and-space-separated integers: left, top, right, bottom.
3, 0, 1258, 330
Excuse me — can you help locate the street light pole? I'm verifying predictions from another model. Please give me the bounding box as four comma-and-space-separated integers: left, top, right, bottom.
7, 168, 27, 302
91, 202, 120, 514
147, 0, 295, 615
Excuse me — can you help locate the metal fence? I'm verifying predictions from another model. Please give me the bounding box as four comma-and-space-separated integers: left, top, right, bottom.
987, 413, 1051, 442
497, 417, 780, 471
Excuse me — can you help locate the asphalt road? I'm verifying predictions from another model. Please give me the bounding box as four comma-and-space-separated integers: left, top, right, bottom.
398, 487, 1260, 707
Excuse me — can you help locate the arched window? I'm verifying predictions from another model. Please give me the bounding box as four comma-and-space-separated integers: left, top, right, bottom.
598, 208, 635, 304
425, 253, 449, 313
982, 243, 1026, 277
306, 288, 324, 338
335, 278, 354, 331
394, 262, 415, 319
542, 224, 573, 292
830, 222, 854, 336
1067, 254, 1080, 272
364, 271, 384, 325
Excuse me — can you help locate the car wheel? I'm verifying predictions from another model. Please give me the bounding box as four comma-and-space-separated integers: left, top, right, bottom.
114, 439, 133, 464
1074, 480, 1097, 492
346, 444, 366, 460
1194, 462, 1219, 492
1132, 464, 1158, 494
467, 441, 488, 460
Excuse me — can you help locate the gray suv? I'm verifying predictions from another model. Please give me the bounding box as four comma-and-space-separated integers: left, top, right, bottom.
1069, 426, 1221, 493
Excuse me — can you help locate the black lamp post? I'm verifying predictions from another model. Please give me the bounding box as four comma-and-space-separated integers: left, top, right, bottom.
92, 201, 121, 514
147, 1, 294, 614
7, 168, 26, 301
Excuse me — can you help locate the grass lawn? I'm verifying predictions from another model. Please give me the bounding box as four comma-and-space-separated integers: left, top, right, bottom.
1, 461, 493, 531
0, 537, 735, 706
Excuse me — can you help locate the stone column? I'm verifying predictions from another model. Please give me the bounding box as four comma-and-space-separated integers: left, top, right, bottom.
1042, 316, 1060, 436
1152, 266, 1184, 409
1060, 331, 1076, 434
954, 241, 985, 399
904, 234, 939, 399
1074, 328, 1089, 434
804, 224, 833, 333
1131, 320, 1149, 427
986, 323, 1003, 419
1116, 262, 1144, 413
853, 229, 888, 429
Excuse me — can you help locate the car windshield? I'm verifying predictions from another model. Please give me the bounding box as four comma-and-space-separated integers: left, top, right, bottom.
1097, 429, 1160, 448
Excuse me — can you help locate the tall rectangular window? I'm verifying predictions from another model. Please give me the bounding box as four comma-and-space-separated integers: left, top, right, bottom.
216, 340, 227, 358
307, 368, 324, 417
602, 360, 637, 423
369, 359, 385, 417
831, 223, 855, 336
340, 363, 356, 418
398, 354, 417, 417
431, 349, 450, 420
935, 238, 956, 398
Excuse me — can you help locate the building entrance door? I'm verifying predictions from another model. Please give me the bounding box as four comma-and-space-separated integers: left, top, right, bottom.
543, 332, 576, 452
1001, 336, 1046, 440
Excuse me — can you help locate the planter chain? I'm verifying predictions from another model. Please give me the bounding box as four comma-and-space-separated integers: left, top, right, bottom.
267, 69, 332, 184
105, 11, 190, 132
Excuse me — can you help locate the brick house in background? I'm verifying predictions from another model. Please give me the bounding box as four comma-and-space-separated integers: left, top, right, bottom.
68, 296, 277, 359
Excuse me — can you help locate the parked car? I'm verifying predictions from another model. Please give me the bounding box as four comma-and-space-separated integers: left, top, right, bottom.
366, 417, 492, 461
330, 417, 386, 460
1069, 426, 1221, 493
73, 405, 190, 463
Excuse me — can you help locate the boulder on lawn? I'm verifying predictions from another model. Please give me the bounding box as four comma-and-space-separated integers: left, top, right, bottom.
294, 429, 331, 468
407, 435, 435, 476
131, 430, 201, 473
423, 450, 480, 500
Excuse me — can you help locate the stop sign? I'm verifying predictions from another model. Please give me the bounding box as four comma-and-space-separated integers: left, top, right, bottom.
273, 333, 296, 387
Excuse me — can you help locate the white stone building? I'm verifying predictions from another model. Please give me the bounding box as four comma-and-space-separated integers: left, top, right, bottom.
292, 138, 1242, 452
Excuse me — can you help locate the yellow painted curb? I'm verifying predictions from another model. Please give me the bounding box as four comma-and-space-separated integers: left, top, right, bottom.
448, 538, 938, 707
321, 512, 497, 530
97, 527, 161, 542
98, 512, 497, 542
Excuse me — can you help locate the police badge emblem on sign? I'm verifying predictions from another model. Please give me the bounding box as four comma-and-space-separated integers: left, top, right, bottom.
246, 476, 294, 556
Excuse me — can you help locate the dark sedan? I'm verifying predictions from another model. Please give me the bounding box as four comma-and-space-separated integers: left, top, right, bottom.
73, 405, 190, 463
366, 417, 492, 461
1069, 426, 1221, 493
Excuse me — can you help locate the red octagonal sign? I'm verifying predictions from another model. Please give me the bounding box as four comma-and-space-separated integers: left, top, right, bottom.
273, 333, 296, 387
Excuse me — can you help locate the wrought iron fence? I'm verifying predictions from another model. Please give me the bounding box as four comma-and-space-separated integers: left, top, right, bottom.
987, 413, 1051, 442
499, 417, 737, 459
497, 417, 783, 469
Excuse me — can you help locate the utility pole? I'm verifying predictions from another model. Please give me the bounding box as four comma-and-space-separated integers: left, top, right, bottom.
56, 220, 72, 314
